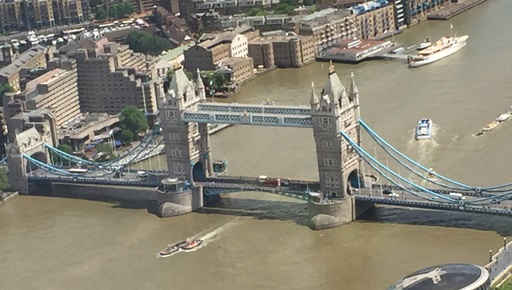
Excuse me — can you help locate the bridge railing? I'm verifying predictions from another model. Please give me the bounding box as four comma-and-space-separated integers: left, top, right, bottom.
27, 175, 160, 187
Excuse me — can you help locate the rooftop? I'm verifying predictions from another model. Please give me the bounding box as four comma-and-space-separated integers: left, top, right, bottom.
159, 43, 195, 62
323, 39, 388, 54
386, 264, 490, 290
24, 68, 66, 99
58, 113, 119, 140
0, 45, 45, 78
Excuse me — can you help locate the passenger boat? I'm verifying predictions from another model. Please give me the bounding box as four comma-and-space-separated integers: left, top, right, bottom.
408, 35, 469, 67
158, 241, 188, 258
483, 121, 499, 132
180, 239, 203, 252
496, 112, 510, 122
415, 118, 432, 140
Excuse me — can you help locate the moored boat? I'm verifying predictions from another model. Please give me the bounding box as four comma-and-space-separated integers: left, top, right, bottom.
417, 37, 432, 50
415, 118, 432, 140
408, 34, 468, 67
496, 112, 510, 122
483, 121, 499, 132
158, 241, 188, 258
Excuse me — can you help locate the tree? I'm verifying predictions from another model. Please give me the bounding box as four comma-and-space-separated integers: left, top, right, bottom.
120, 105, 149, 139
0, 167, 10, 191
212, 72, 227, 88
0, 83, 14, 106
120, 130, 134, 145
95, 7, 107, 20
248, 8, 265, 16
50, 144, 74, 166
126, 30, 172, 56
108, 5, 118, 19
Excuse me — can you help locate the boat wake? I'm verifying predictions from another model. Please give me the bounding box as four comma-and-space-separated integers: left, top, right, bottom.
156, 219, 240, 258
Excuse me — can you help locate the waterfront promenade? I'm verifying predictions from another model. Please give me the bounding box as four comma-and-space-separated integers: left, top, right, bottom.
428, 0, 489, 20
486, 239, 512, 287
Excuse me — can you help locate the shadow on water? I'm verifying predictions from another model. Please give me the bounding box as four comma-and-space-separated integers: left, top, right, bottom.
198, 197, 310, 227
360, 205, 512, 236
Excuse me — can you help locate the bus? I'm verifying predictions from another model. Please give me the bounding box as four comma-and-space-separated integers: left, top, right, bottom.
69, 168, 88, 174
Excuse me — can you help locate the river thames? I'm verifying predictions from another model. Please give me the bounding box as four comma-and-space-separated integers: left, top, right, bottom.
2, 1, 512, 289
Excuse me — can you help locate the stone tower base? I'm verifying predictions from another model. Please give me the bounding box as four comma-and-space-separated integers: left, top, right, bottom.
157, 186, 204, 217
308, 197, 354, 230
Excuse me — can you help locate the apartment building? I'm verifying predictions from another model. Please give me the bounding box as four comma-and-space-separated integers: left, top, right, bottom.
298, 8, 358, 53
0, 0, 86, 31
126, 0, 156, 14
0, 45, 48, 91
248, 31, 315, 68
354, 2, 395, 39
3, 57, 80, 142
184, 26, 254, 72
403, 0, 450, 26
59, 39, 159, 117
180, 0, 277, 21
218, 57, 253, 84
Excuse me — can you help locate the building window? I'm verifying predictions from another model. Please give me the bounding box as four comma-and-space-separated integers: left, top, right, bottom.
321, 117, 331, 125
323, 158, 336, 167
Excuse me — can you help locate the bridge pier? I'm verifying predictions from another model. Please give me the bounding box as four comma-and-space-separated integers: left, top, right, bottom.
308, 197, 375, 230
157, 186, 203, 217
308, 197, 354, 230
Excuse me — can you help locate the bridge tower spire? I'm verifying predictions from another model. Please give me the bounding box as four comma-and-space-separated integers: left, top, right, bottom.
309, 62, 363, 229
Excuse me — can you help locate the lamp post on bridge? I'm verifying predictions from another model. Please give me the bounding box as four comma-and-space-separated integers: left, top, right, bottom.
209, 80, 214, 102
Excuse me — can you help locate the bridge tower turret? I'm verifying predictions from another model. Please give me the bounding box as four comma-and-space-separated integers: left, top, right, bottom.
308, 62, 363, 229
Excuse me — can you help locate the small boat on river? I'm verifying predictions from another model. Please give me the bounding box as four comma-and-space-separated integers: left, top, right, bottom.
415, 118, 432, 140
483, 121, 499, 132
181, 238, 203, 252
159, 241, 188, 258
496, 112, 510, 122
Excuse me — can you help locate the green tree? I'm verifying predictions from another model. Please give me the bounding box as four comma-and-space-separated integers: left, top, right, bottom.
303, 0, 314, 5
120, 130, 134, 145
120, 105, 149, 139
0, 83, 14, 106
0, 167, 10, 190
50, 144, 74, 166
95, 7, 107, 20
274, 3, 296, 15
212, 72, 227, 88
248, 8, 264, 16
108, 5, 118, 19
126, 30, 172, 56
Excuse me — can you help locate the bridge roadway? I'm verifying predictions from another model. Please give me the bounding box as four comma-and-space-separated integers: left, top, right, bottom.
27, 168, 505, 198
354, 187, 512, 216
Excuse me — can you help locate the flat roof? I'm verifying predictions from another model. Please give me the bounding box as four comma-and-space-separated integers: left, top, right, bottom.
324, 39, 388, 54
387, 264, 489, 290
0, 45, 45, 78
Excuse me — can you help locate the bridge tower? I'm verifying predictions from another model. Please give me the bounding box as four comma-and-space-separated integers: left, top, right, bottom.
6, 124, 56, 194
308, 62, 363, 229
156, 66, 210, 217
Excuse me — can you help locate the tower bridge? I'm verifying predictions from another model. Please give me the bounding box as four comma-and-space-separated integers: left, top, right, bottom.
9, 63, 512, 230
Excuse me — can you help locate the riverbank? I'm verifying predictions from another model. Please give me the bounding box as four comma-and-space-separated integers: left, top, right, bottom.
428, 0, 489, 20
0, 191, 19, 205
485, 238, 512, 287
